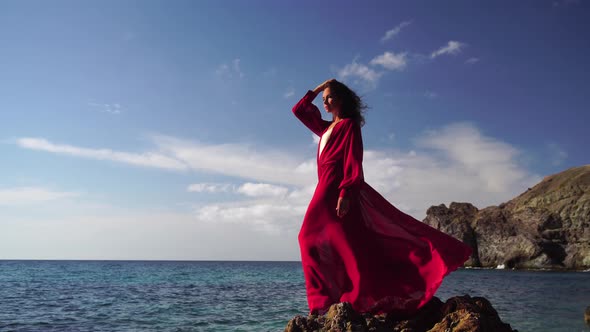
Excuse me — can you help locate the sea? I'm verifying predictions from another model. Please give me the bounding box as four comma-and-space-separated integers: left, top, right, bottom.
0, 260, 588, 332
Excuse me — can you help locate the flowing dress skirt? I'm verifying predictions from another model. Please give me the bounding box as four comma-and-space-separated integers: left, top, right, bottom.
298, 180, 472, 314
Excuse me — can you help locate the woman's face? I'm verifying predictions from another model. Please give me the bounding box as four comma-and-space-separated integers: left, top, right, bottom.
322, 87, 341, 115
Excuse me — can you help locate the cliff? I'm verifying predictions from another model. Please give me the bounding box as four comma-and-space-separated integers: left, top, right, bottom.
423, 165, 590, 270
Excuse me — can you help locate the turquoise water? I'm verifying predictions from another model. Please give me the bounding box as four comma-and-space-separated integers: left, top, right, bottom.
0, 260, 588, 331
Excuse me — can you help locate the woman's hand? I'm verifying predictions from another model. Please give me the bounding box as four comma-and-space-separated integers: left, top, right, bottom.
313, 78, 336, 95
336, 196, 350, 218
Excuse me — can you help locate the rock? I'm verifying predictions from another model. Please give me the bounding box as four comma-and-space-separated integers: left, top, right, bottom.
424, 203, 481, 267
585, 306, 590, 325
423, 165, 590, 270
430, 296, 514, 332
284, 295, 516, 332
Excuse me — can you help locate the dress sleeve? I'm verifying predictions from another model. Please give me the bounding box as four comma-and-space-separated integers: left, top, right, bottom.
338, 119, 364, 199
292, 90, 330, 136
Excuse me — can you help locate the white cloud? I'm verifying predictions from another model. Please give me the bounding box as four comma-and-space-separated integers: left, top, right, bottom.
189, 123, 539, 234
370, 51, 408, 71
187, 183, 233, 193
294, 159, 316, 175
430, 41, 466, 59
14, 136, 314, 186
14, 123, 540, 237
0, 187, 78, 205
189, 182, 314, 235
465, 57, 480, 65
216, 64, 230, 75
153, 135, 313, 186
194, 195, 308, 235
358, 124, 540, 217
216, 58, 244, 79
236, 183, 289, 197
414, 123, 534, 193
88, 102, 122, 115
284, 87, 295, 99
380, 21, 412, 43
337, 60, 383, 89
16, 138, 188, 171
233, 59, 244, 78
188, 182, 289, 197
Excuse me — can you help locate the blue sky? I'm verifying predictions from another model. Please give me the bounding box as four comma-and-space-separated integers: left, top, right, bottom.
1, 0, 588, 260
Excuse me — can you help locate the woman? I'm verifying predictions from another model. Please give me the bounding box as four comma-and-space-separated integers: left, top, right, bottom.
292, 79, 472, 315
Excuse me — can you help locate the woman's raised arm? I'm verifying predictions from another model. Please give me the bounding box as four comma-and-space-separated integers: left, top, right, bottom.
291, 79, 335, 136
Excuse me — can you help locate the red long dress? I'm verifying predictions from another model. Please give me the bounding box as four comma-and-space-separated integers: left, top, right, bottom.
293, 90, 472, 315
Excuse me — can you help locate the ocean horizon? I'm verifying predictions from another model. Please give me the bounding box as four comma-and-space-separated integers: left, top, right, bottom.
1, 260, 589, 331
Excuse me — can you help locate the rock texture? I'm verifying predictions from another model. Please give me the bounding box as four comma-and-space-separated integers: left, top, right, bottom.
284, 295, 515, 332
423, 165, 590, 270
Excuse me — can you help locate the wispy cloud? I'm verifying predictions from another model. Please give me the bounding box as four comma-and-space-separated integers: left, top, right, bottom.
194, 197, 307, 234
190, 182, 301, 234
88, 102, 122, 115
283, 87, 295, 99
216, 58, 244, 79
338, 35, 464, 88
232, 59, 244, 78
187, 183, 233, 193
430, 41, 466, 59
16, 138, 188, 171
14, 123, 539, 233
15, 136, 312, 186
236, 183, 289, 197
380, 21, 412, 43
370, 51, 408, 71
337, 59, 383, 89
193, 122, 539, 232
153, 136, 313, 186
187, 182, 289, 197
465, 57, 480, 65
413, 123, 537, 194
0, 187, 78, 205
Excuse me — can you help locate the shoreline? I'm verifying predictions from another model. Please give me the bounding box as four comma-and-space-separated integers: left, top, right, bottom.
463, 265, 590, 272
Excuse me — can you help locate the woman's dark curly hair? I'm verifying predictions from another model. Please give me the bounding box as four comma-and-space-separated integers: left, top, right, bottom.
326, 80, 368, 127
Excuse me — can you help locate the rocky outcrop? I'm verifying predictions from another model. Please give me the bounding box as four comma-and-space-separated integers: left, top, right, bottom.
285, 295, 516, 332
423, 165, 590, 270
